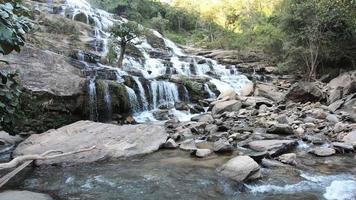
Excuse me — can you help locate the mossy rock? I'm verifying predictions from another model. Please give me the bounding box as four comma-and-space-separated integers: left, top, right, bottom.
145, 31, 167, 50
126, 43, 144, 60
95, 80, 131, 120
17, 91, 84, 133
183, 80, 208, 103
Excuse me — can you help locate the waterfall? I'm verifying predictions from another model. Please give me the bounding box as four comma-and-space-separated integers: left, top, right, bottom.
125, 86, 140, 114
88, 76, 98, 121
182, 86, 191, 102
204, 84, 216, 99
133, 77, 149, 111
103, 82, 112, 121
151, 81, 179, 109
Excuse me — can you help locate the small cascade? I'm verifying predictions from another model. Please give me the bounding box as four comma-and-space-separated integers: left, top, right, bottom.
133, 77, 149, 111
182, 86, 191, 102
151, 81, 179, 109
204, 84, 216, 99
103, 82, 112, 121
125, 86, 140, 114
88, 75, 98, 121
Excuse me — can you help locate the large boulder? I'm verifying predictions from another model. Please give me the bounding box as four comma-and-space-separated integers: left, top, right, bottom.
212, 100, 242, 116
0, 131, 22, 145
327, 70, 356, 104
285, 82, 325, 103
13, 121, 168, 165
217, 156, 261, 182
254, 83, 284, 102
248, 140, 297, 157
0, 191, 53, 200
343, 130, 356, 145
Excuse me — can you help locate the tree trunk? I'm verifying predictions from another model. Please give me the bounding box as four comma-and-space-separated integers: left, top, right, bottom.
118, 42, 126, 68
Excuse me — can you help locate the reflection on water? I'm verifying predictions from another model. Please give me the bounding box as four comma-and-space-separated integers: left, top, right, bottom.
5, 150, 356, 200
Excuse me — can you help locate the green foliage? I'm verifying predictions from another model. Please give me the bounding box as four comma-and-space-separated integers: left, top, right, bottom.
0, 1, 30, 134
0, 2, 30, 54
106, 41, 118, 64
110, 21, 143, 44
0, 70, 22, 133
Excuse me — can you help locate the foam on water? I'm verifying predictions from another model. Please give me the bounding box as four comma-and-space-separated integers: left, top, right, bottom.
324, 180, 356, 200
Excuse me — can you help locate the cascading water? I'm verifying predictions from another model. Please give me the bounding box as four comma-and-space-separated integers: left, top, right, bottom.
133, 76, 149, 111
151, 80, 180, 109
88, 76, 98, 121
64, 0, 252, 121
204, 84, 216, 99
125, 86, 140, 114
103, 82, 112, 121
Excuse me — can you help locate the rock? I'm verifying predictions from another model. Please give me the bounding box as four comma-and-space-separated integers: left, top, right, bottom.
13, 121, 167, 165
195, 149, 213, 158
0, 131, 23, 145
190, 104, 205, 114
261, 158, 287, 168
213, 138, 233, 153
242, 96, 274, 108
278, 153, 297, 165
179, 139, 197, 151
153, 109, 170, 120
311, 109, 327, 119
295, 127, 305, 136
255, 83, 284, 102
240, 81, 254, 97
309, 147, 336, 157
285, 82, 325, 103
217, 156, 261, 182
208, 132, 229, 142
267, 124, 293, 135
216, 89, 239, 102
248, 151, 268, 163
212, 100, 242, 116
205, 124, 218, 135
0, 191, 53, 200
175, 102, 189, 111
248, 140, 297, 157
334, 122, 346, 133
327, 70, 356, 103
326, 114, 339, 124
332, 142, 354, 152
342, 130, 356, 144
163, 138, 178, 149
191, 114, 214, 123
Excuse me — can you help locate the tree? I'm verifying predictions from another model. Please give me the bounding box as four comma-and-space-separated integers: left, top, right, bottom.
0, 1, 30, 134
110, 21, 143, 68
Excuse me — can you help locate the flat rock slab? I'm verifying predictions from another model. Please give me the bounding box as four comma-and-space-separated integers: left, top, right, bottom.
14, 121, 167, 165
248, 140, 297, 157
309, 147, 336, 157
217, 156, 261, 182
0, 191, 53, 200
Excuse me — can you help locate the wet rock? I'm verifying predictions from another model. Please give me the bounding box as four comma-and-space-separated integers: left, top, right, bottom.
190, 104, 205, 114
175, 102, 189, 111
342, 130, 356, 144
0, 131, 23, 145
0, 190, 53, 200
309, 147, 336, 157
261, 158, 287, 168
285, 82, 325, 103
153, 110, 170, 120
212, 100, 242, 116
248, 140, 297, 157
267, 124, 293, 135
208, 132, 229, 142
14, 121, 168, 165
334, 122, 346, 133
205, 124, 219, 135
213, 138, 233, 153
179, 139, 197, 151
332, 142, 354, 152
277, 153, 297, 165
191, 114, 214, 123
163, 138, 178, 149
217, 156, 261, 182
195, 149, 213, 158
248, 151, 268, 163
327, 70, 356, 103
303, 134, 328, 145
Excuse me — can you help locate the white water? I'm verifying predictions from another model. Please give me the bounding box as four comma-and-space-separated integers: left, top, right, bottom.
103, 81, 112, 121
125, 86, 140, 114
246, 172, 356, 200
64, 0, 251, 120
88, 76, 98, 121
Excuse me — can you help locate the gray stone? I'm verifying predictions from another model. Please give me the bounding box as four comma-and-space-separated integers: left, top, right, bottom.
332, 142, 354, 152
191, 113, 214, 123
0, 190, 53, 200
248, 140, 297, 157
342, 130, 356, 144
278, 153, 297, 165
179, 139, 197, 151
267, 124, 293, 135
163, 138, 178, 149
217, 156, 261, 182
195, 149, 213, 158
326, 114, 339, 124
213, 138, 233, 153
309, 147, 336, 157
261, 158, 287, 168
212, 100, 242, 116
14, 121, 167, 165
0, 131, 23, 145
